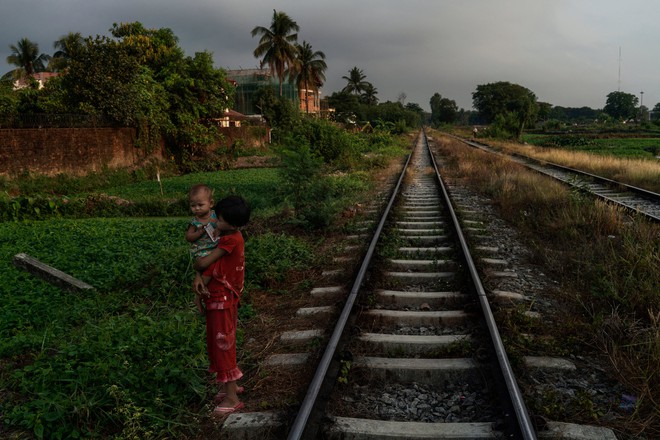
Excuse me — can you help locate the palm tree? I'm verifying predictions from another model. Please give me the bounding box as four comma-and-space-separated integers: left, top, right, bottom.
342, 66, 369, 96
361, 83, 379, 106
251, 9, 300, 97
6, 38, 50, 77
287, 41, 327, 113
50, 32, 83, 72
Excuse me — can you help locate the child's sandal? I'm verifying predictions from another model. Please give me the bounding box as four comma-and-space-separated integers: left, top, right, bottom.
214, 386, 244, 403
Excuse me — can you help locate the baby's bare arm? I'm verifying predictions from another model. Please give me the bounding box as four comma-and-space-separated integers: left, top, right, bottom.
193, 247, 228, 271
185, 224, 205, 242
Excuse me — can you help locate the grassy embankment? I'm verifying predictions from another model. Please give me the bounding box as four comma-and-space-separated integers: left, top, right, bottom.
429, 129, 659, 438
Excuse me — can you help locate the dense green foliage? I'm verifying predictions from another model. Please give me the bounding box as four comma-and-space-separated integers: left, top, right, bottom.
254, 88, 302, 142
472, 81, 538, 139
0, 216, 315, 439
603, 91, 638, 121
1, 22, 234, 170
545, 106, 601, 123
429, 92, 458, 125
274, 117, 408, 228
327, 91, 421, 131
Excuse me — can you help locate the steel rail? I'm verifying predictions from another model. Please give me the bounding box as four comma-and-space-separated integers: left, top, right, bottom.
452, 134, 660, 223
286, 136, 415, 440
530, 159, 660, 222
425, 128, 538, 440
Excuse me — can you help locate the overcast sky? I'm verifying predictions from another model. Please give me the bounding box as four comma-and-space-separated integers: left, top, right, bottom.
1, 0, 658, 111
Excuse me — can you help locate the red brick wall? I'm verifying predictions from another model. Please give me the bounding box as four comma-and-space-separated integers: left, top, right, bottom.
216, 125, 271, 149
0, 127, 163, 176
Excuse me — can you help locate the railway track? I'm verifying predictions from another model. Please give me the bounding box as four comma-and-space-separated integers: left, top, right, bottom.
450, 135, 660, 222
313, 129, 534, 440
220, 130, 620, 440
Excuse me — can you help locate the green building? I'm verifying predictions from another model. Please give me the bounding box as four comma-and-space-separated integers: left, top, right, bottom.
226, 69, 299, 116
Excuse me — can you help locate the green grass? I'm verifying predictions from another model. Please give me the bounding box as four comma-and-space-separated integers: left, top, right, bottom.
0, 215, 315, 439
522, 134, 660, 159
0, 168, 284, 222
0, 164, 322, 439
0, 218, 205, 439
99, 168, 281, 201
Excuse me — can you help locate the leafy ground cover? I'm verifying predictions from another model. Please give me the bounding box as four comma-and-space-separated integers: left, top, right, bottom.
522, 134, 660, 158
0, 210, 325, 439
0, 168, 284, 222
0, 156, 340, 439
0, 129, 411, 438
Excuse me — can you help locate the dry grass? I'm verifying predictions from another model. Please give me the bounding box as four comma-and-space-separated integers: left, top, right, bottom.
429, 130, 660, 438
488, 139, 660, 193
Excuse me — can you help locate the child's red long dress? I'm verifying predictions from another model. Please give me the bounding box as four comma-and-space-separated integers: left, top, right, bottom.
202, 230, 245, 383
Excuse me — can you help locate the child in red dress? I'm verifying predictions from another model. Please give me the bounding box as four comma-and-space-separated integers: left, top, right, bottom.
193, 195, 250, 417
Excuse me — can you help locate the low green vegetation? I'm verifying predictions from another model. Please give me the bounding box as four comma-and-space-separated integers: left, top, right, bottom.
0, 216, 316, 439
0, 121, 409, 439
522, 134, 660, 158
0, 168, 283, 222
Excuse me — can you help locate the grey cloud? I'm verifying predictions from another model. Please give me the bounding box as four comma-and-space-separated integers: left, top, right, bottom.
2, 0, 659, 111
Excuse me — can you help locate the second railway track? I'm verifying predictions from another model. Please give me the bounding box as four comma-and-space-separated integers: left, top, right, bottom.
450, 135, 660, 222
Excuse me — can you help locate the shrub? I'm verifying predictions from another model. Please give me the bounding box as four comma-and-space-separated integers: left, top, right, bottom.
245, 232, 314, 288
285, 118, 362, 168
541, 135, 595, 148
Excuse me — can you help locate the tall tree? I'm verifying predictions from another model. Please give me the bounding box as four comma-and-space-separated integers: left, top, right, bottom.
472, 81, 538, 138
536, 101, 552, 122
287, 41, 327, 113
110, 22, 183, 75
652, 102, 660, 121
360, 83, 379, 105
6, 38, 50, 77
603, 91, 638, 121
50, 32, 83, 72
61, 22, 233, 160
342, 67, 370, 96
430, 92, 458, 125
251, 10, 300, 97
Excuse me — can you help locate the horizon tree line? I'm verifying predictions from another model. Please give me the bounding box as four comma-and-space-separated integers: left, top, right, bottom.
5, 14, 658, 129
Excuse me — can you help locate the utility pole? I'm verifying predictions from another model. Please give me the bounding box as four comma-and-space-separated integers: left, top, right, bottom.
618, 47, 621, 92
640, 91, 644, 120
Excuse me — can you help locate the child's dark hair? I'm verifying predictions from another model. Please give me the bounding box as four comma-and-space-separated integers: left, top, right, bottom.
215, 195, 250, 227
